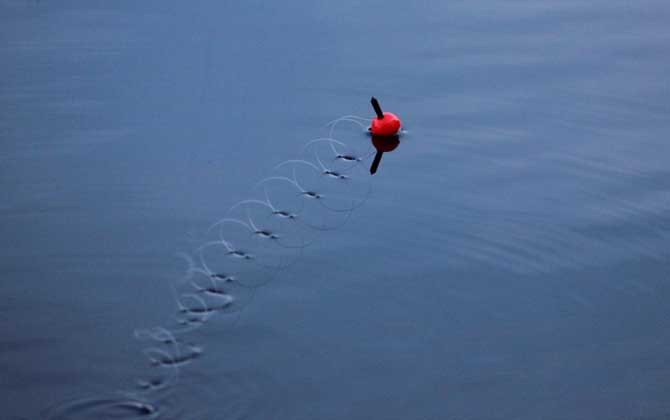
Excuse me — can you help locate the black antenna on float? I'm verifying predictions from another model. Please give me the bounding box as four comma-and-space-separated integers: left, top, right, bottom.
370, 97, 385, 120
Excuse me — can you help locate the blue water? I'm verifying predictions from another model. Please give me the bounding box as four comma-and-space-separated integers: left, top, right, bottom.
2, 1, 670, 419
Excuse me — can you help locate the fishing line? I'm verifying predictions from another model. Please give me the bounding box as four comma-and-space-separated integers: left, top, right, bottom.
43, 99, 404, 419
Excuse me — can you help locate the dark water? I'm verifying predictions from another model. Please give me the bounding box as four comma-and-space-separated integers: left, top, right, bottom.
2, 1, 670, 419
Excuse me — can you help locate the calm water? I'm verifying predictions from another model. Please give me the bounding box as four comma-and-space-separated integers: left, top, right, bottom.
2, 1, 670, 419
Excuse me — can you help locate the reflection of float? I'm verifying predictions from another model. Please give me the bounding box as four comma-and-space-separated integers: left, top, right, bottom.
368, 97, 402, 175
370, 134, 400, 175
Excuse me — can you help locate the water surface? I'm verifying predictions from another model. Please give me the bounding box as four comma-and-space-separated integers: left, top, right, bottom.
2, 1, 670, 419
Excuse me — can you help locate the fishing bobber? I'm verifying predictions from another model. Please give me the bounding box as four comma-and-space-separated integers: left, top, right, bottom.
368, 97, 402, 174
369, 97, 401, 136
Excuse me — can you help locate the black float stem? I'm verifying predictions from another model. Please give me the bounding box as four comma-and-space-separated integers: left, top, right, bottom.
370, 97, 384, 119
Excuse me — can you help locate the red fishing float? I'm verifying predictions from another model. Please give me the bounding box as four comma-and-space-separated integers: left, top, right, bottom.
368, 97, 402, 174
369, 97, 401, 136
